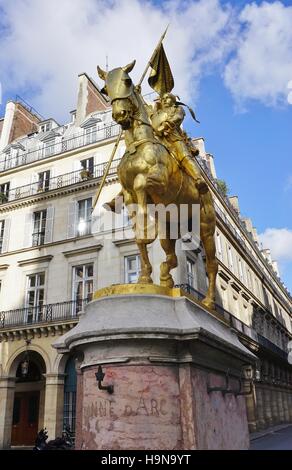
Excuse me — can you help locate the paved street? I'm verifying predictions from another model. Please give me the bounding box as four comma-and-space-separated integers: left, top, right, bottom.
250, 425, 292, 450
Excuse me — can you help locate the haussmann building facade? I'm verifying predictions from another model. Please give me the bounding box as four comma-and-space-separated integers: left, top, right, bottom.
0, 73, 291, 448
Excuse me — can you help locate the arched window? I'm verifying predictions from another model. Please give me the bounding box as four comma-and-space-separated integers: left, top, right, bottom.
63, 357, 77, 437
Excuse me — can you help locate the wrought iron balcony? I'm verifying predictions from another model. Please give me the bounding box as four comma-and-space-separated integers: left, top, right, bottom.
0, 298, 90, 329
0, 122, 120, 172
2, 158, 121, 203
177, 283, 289, 356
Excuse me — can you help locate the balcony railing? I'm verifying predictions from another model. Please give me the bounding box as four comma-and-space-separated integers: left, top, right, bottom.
176, 283, 290, 357
2, 158, 121, 203
0, 298, 90, 329
0, 122, 120, 172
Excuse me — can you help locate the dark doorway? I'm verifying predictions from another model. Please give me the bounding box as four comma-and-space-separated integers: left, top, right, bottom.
11, 392, 40, 446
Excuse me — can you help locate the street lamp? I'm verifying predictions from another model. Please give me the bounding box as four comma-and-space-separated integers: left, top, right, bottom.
20, 339, 31, 378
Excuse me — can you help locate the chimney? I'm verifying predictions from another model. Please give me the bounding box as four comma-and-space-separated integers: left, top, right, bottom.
75, 73, 110, 126
229, 196, 240, 214
206, 153, 217, 178
242, 217, 253, 234
0, 100, 40, 150
271, 260, 280, 277
261, 248, 272, 264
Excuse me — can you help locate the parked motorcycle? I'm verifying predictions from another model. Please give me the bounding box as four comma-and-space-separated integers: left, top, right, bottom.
33, 426, 74, 450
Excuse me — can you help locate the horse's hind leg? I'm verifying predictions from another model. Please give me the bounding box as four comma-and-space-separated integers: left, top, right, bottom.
200, 193, 218, 310
159, 224, 177, 288
133, 174, 155, 284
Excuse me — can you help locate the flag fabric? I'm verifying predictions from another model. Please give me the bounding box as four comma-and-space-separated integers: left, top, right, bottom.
148, 43, 174, 96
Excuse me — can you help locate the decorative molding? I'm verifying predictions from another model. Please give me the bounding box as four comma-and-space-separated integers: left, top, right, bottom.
112, 238, 135, 247
18, 255, 53, 266
63, 244, 103, 257
0, 264, 9, 270
231, 281, 241, 293
0, 176, 119, 213
0, 321, 77, 342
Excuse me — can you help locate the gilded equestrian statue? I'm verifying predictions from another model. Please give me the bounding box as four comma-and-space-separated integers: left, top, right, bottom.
97, 60, 218, 309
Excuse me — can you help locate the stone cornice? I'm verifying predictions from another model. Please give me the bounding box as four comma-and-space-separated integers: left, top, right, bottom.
63, 244, 103, 257
0, 234, 94, 258
112, 237, 136, 247
18, 255, 53, 266
0, 320, 78, 342
0, 264, 9, 270
0, 176, 119, 213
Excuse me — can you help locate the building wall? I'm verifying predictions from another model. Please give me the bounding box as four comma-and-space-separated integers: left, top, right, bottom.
0, 86, 291, 447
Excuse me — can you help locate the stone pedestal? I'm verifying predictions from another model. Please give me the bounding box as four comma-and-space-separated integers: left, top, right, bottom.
54, 286, 255, 450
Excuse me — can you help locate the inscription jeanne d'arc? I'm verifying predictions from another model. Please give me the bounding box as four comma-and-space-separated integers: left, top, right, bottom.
83, 396, 170, 426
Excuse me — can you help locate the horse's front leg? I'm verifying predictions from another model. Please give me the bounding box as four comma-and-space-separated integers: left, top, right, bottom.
133, 174, 155, 284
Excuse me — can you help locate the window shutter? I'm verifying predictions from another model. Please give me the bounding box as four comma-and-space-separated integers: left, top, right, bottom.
2, 218, 11, 253
67, 201, 77, 238
44, 206, 55, 244
23, 213, 33, 248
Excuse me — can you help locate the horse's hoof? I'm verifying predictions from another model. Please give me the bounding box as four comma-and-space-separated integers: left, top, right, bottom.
160, 277, 174, 288
202, 298, 214, 310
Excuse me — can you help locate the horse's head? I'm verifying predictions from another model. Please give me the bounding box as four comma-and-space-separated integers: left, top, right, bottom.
97, 60, 137, 129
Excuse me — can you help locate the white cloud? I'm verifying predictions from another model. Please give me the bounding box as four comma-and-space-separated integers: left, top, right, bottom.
259, 228, 292, 262
0, 0, 236, 122
224, 1, 292, 107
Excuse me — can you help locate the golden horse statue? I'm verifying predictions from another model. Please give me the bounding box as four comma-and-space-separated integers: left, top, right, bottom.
97, 60, 218, 309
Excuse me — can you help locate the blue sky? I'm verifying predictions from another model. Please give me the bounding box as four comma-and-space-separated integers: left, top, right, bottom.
0, 0, 292, 291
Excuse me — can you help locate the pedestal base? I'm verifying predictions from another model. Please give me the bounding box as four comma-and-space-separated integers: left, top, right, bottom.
54, 287, 255, 450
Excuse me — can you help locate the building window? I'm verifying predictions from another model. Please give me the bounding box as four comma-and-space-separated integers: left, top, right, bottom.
238, 258, 244, 283
44, 139, 55, 156
77, 198, 92, 236
80, 157, 94, 177
0, 220, 5, 253
215, 232, 223, 261
227, 246, 234, 270
187, 258, 196, 288
125, 255, 141, 283
63, 357, 77, 440
38, 170, 50, 192
72, 264, 93, 313
40, 122, 52, 133
3, 150, 11, 170
25, 273, 45, 323
85, 126, 97, 145
32, 210, 47, 246
0, 182, 10, 203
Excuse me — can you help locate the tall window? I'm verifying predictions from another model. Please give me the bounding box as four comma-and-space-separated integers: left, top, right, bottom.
187, 258, 196, 288
72, 264, 93, 313
0, 182, 10, 203
85, 126, 97, 145
44, 139, 55, 156
77, 198, 92, 236
26, 273, 45, 323
215, 232, 223, 261
125, 255, 141, 284
227, 246, 234, 271
38, 170, 50, 192
0, 220, 5, 253
80, 157, 94, 176
63, 357, 77, 440
32, 210, 47, 246
238, 258, 244, 282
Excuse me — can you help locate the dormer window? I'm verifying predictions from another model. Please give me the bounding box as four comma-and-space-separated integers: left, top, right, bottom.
44, 139, 55, 156
40, 122, 52, 133
85, 126, 97, 145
